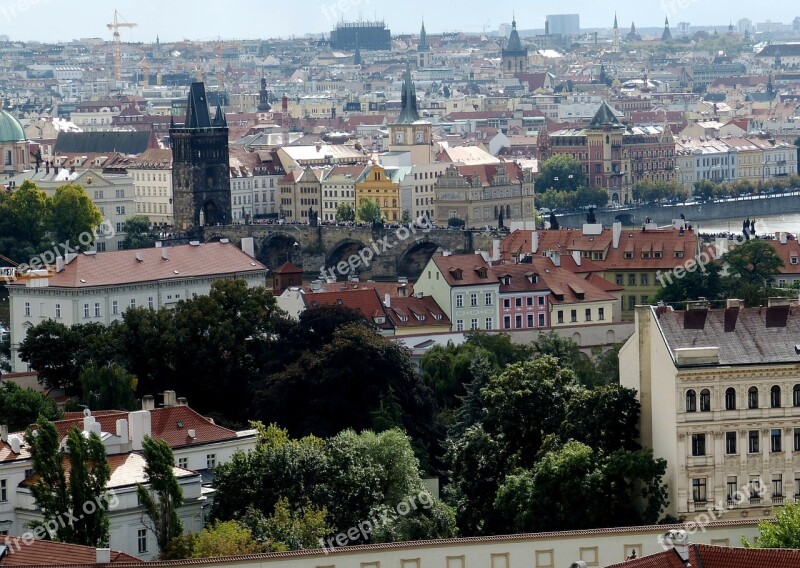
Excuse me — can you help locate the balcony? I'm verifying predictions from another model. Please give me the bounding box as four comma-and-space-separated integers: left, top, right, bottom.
772, 496, 785, 506
687, 500, 714, 512
750, 496, 763, 506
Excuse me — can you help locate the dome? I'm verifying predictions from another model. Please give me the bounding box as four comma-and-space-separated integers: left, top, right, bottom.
0, 109, 25, 143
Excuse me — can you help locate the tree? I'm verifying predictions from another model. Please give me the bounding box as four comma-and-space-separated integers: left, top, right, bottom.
400, 210, 413, 224
693, 179, 718, 202
0, 382, 62, 432
722, 239, 784, 286
79, 363, 138, 411
25, 420, 111, 547
51, 184, 103, 249
357, 198, 383, 225
0, 332, 9, 373
335, 203, 355, 222
560, 384, 641, 454
137, 436, 185, 554
192, 521, 263, 558
537, 155, 585, 192
0, 180, 52, 261
123, 215, 156, 250
257, 498, 332, 551
746, 499, 800, 548
653, 262, 724, 305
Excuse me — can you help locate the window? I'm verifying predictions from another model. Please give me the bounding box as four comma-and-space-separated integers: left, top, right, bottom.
700, 389, 711, 412
570, 310, 577, 323
527, 297, 533, 307
112, 301, 118, 315
503, 299, 510, 309
726, 431, 737, 454
148, 297, 154, 309
539, 314, 545, 326
628, 274, 636, 286
795, 428, 800, 452
470, 318, 478, 331
515, 298, 522, 308
456, 320, 464, 332
116, 206, 126, 215
485, 293, 493, 306
773, 473, 783, 497
615, 274, 623, 286
772, 429, 782, 452
130, 299, 136, 308
557, 311, 564, 324
485, 318, 493, 330
727, 476, 738, 500
55, 304, 61, 318
470, 293, 478, 307
686, 390, 697, 412
725, 388, 736, 410
456, 294, 463, 308
691, 434, 706, 456
24, 301, 30, 317
598, 307, 605, 321
796, 473, 800, 498
137, 529, 148, 554
527, 314, 534, 327
206, 454, 216, 469
177, 457, 188, 469
515, 315, 522, 329
94, 303, 101, 317
749, 430, 760, 453
748, 386, 759, 409
538, 296, 545, 306
692, 478, 707, 503
0, 479, 6, 502
585, 309, 592, 322
503, 316, 511, 330
640, 274, 649, 286
771, 385, 782, 408
628, 296, 636, 310
795, 385, 800, 407
83, 303, 90, 318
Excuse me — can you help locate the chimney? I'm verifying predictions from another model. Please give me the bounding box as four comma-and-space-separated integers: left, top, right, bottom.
726, 299, 743, 309
96, 549, 111, 564
660, 530, 690, 562
768, 297, 792, 308
177, 397, 189, 406
89, 422, 102, 438
612, 222, 622, 249
116, 419, 129, 441
8, 435, 21, 455
780, 232, 788, 244
142, 395, 155, 411
161, 248, 170, 261
532, 231, 539, 254
0, 425, 7, 443
65, 252, 78, 265
572, 250, 582, 266
128, 410, 152, 451
492, 239, 501, 262
56, 256, 64, 273
187, 429, 197, 440
241, 237, 255, 257
83, 412, 96, 431
163, 390, 177, 407
384, 293, 391, 308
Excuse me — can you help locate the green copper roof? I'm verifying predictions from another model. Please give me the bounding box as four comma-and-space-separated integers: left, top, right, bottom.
419, 21, 429, 52
505, 18, 523, 52
588, 101, 623, 129
0, 109, 25, 143
395, 62, 420, 125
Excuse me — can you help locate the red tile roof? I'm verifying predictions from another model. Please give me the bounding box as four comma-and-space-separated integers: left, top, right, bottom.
690, 543, 800, 567
0, 535, 141, 565
303, 288, 393, 330
273, 262, 304, 275
384, 296, 450, 329
605, 549, 686, 568
430, 255, 496, 287
8, 243, 266, 289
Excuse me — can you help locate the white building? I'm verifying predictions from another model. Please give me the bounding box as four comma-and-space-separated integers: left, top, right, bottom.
400, 163, 447, 222
7, 241, 267, 372
127, 149, 174, 228
320, 165, 363, 222
621, 300, 800, 519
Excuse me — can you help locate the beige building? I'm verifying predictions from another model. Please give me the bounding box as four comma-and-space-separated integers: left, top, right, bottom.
621, 300, 800, 519
126, 149, 174, 227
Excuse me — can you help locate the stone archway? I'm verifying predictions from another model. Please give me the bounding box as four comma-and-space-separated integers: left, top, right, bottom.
398, 241, 443, 280
325, 239, 372, 281
259, 233, 303, 270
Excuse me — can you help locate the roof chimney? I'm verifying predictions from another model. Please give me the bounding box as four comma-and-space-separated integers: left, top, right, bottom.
384, 293, 391, 308
612, 222, 622, 249
241, 237, 255, 257
116, 419, 129, 441
142, 395, 155, 411
0, 425, 7, 443
163, 390, 177, 407
96, 549, 111, 564
660, 530, 690, 562
8, 434, 21, 455
177, 397, 189, 406
532, 232, 540, 254
56, 256, 64, 273
128, 410, 152, 451
492, 239, 501, 262
161, 248, 170, 261
572, 250, 582, 266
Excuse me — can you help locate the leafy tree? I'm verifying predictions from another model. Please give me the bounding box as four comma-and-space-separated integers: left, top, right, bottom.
25, 420, 111, 547
137, 436, 184, 554
693, 179, 717, 202
192, 521, 263, 558
51, 184, 103, 249
400, 210, 413, 224
335, 203, 355, 222
123, 215, 156, 250
653, 262, 724, 305
537, 155, 585, 192
357, 197, 383, 225
560, 384, 641, 454
0, 382, 62, 431
531, 332, 596, 386
370, 496, 457, 543
0, 332, 9, 373
0, 180, 52, 261
746, 499, 800, 548
722, 239, 784, 286
538, 188, 566, 211
79, 363, 138, 411
259, 498, 332, 551
161, 533, 197, 560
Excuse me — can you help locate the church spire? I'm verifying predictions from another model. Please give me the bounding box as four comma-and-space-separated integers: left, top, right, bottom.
396, 61, 420, 124
662, 15, 673, 41
419, 20, 429, 52
613, 12, 618, 29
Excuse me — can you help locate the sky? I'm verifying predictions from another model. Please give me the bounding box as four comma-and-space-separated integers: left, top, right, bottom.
0, 0, 795, 43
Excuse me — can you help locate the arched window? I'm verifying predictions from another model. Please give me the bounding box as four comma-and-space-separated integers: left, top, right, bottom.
725, 388, 736, 410
771, 385, 782, 408
700, 389, 711, 412
686, 390, 697, 412
794, 384, 800, 407
748, 386, 759, 409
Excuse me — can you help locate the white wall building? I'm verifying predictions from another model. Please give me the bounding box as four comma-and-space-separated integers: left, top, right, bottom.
7, 242, 267, 372
320, 165, 362, 222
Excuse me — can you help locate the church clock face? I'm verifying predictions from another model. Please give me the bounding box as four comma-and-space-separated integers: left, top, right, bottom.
395, 131, 405, 144
415, 131, 425, 143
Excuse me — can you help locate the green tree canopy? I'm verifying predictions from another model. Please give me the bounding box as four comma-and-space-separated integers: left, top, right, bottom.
0, 382, 62, 431
51, 184, 103, 248
123, 215, 156, 250
722, 239, 784, 286
192, 521, 263, 558
357, 197, 383, 225
0, 180, 52, 261
79, 363, 138, 411
746, 499, 800, 548
137, 436, 184, 553
335, 203, 355, 222
537, 155, 585, 192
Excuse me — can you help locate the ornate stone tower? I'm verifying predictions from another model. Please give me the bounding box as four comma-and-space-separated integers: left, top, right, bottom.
389, 62, 432, 164
501, 16, 528, 78
170, 82, 231, 231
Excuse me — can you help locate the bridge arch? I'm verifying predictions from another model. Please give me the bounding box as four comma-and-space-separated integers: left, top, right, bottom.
259, 233, 305, 269
397, 240, 445, 280
325, 238, 372, 280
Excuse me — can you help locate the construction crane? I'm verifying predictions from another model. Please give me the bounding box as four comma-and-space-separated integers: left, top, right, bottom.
107, 10, 137, 82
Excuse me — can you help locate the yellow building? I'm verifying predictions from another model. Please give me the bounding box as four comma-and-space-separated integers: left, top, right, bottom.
355, 164, 409, 222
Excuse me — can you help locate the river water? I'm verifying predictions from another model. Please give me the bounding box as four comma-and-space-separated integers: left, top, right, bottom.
693, 214, 800, 236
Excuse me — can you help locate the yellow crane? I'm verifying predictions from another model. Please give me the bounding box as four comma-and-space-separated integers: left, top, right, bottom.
107, 10, 138, 82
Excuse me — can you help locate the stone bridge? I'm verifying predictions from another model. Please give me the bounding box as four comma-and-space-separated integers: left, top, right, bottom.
202, 224, 497, 281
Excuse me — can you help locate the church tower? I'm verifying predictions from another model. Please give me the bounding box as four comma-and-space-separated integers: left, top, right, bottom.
170, 82, 231, 231
662, 15, 673, 42
612, 13, 620, 53
389, 62, 431, 164
417, 20, 430, 68
501, 15, 528, 78
257, 78, 271, 112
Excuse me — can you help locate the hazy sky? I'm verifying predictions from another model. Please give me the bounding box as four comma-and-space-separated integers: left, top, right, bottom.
1, 0, 795, 42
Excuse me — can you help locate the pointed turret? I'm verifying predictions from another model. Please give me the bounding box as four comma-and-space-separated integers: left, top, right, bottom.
506, 15, 523, 52
419, 20, 429, 52
588, 101, 623, 129
395, 61, 420, 124
213, 103, 226, 127
614, 13, 618, 29
354, 32, 362, 66
662, 15, 673, 41
184, 82, 212, 128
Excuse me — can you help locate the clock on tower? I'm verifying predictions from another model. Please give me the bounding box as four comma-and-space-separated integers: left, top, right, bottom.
395, 131, 405, 144
415, 130, 425, 144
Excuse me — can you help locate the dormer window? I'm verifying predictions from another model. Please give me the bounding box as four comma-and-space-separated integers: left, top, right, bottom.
373, 316, 386, 324
434, 314, 443, 320
642, 252, 651, 259
400, 315, 409, 322
624, 252, 634, 259
450, 268, 464, 280
476, 267, 488, 279
792, 256, 799, 266
416, 314, 426, 321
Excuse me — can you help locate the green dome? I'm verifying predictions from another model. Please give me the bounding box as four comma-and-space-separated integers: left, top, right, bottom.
0, 110, 25, 143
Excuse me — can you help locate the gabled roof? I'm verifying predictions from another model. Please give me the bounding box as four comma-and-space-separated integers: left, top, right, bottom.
274, 261, 304, 275
385, 296, 450, 329
605, 548, 686, 568
303, 288, 393, 330
54, 131, 156, 154
0, 535, 141, 565
430, 255, 498, 287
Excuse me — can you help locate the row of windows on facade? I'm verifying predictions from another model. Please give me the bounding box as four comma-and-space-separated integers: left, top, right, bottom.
23, 294, 192, 318
504, 313, 547, 329
690, 428, 800, 457
135, 187, 168, 198
132, 172, 169, 183
691, 474, 794, 503
93, 190, 128, 200
627, 296, 651, 310
686, 385, 800, 412
323, 189, 354, 198
137, 203, 170, 215
556, 308, 606, 323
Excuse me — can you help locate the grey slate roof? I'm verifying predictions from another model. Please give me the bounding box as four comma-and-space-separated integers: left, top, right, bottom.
656, 305, 800, 366
54, 131, 153, 154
